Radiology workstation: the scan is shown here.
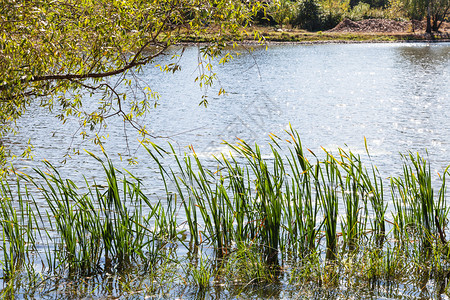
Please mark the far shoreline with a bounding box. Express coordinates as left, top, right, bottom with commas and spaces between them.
178, 36, 450, 47
177, 21, 450, 46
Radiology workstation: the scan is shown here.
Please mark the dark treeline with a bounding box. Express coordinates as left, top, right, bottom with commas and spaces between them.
255, 0, 449, 32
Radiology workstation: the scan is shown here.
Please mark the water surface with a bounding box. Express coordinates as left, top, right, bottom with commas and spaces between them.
4, 41, 450, 300
9, 42, 450, 183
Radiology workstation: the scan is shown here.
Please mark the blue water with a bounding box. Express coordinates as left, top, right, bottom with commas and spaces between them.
8, 42, 450, 185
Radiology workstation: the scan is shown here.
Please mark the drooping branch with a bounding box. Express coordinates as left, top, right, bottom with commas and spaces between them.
0, 42, 169, 92
0, 0, 258, 162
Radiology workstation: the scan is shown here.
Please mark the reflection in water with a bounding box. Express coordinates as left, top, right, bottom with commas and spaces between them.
390, 43, 450, 174
397, 44, 450, 70
395, 44, 449, 98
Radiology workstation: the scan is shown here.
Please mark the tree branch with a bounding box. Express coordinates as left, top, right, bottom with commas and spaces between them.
0, 42, 169, 92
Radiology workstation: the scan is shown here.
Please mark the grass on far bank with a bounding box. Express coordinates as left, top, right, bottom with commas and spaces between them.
179, 25, 450, 44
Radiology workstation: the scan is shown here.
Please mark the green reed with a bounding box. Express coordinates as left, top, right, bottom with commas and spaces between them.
360, 163, 386, 243
338, 150, 371, 250
316, 152, 340, 260
0, 178, 39, 278
284, 129, 320, 255
391, 152, 449, 250
20, 156, 167, 275
32, 163, 100, 274
219, 154, 253, 244
229, 140, 283, 265
154, 128, 450, 267
2, 129, 450, 298
170, 148, 200, 248
187, 254, 213, 290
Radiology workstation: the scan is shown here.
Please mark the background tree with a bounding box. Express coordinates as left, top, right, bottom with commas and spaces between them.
0, 0, 261, 162
401, 0, 449, 32
268, 0, 296, 28
430, 0, 450, 31
292, 0, 324, 30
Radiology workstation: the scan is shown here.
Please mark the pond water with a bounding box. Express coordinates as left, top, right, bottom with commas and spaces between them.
4, 41, 450, 299
10, 42, 450, 183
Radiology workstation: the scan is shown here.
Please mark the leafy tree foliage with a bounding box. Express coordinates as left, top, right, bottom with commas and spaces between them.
266, 0, 342, 31
429, 0, 450, 31
0, 0, 260, 160
269, 0, 296, 27
402, 0, 449, 32
292, 0, 323, 30
403, 0, 427, 20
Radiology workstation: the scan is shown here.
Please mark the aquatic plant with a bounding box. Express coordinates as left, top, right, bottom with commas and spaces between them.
1, 129, 450, 298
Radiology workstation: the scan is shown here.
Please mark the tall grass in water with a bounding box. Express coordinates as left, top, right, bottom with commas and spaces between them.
316, 151, 340, 260
0, 179, 39, 278
2, 129, 450, 298
161, 128, 450, 265
284, 130, 320, 256
31, 163, 102, 274
391, 153, 449, 251
355, 154, 386, 245
229, 140, 283, 265
20, 157, 169, 276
